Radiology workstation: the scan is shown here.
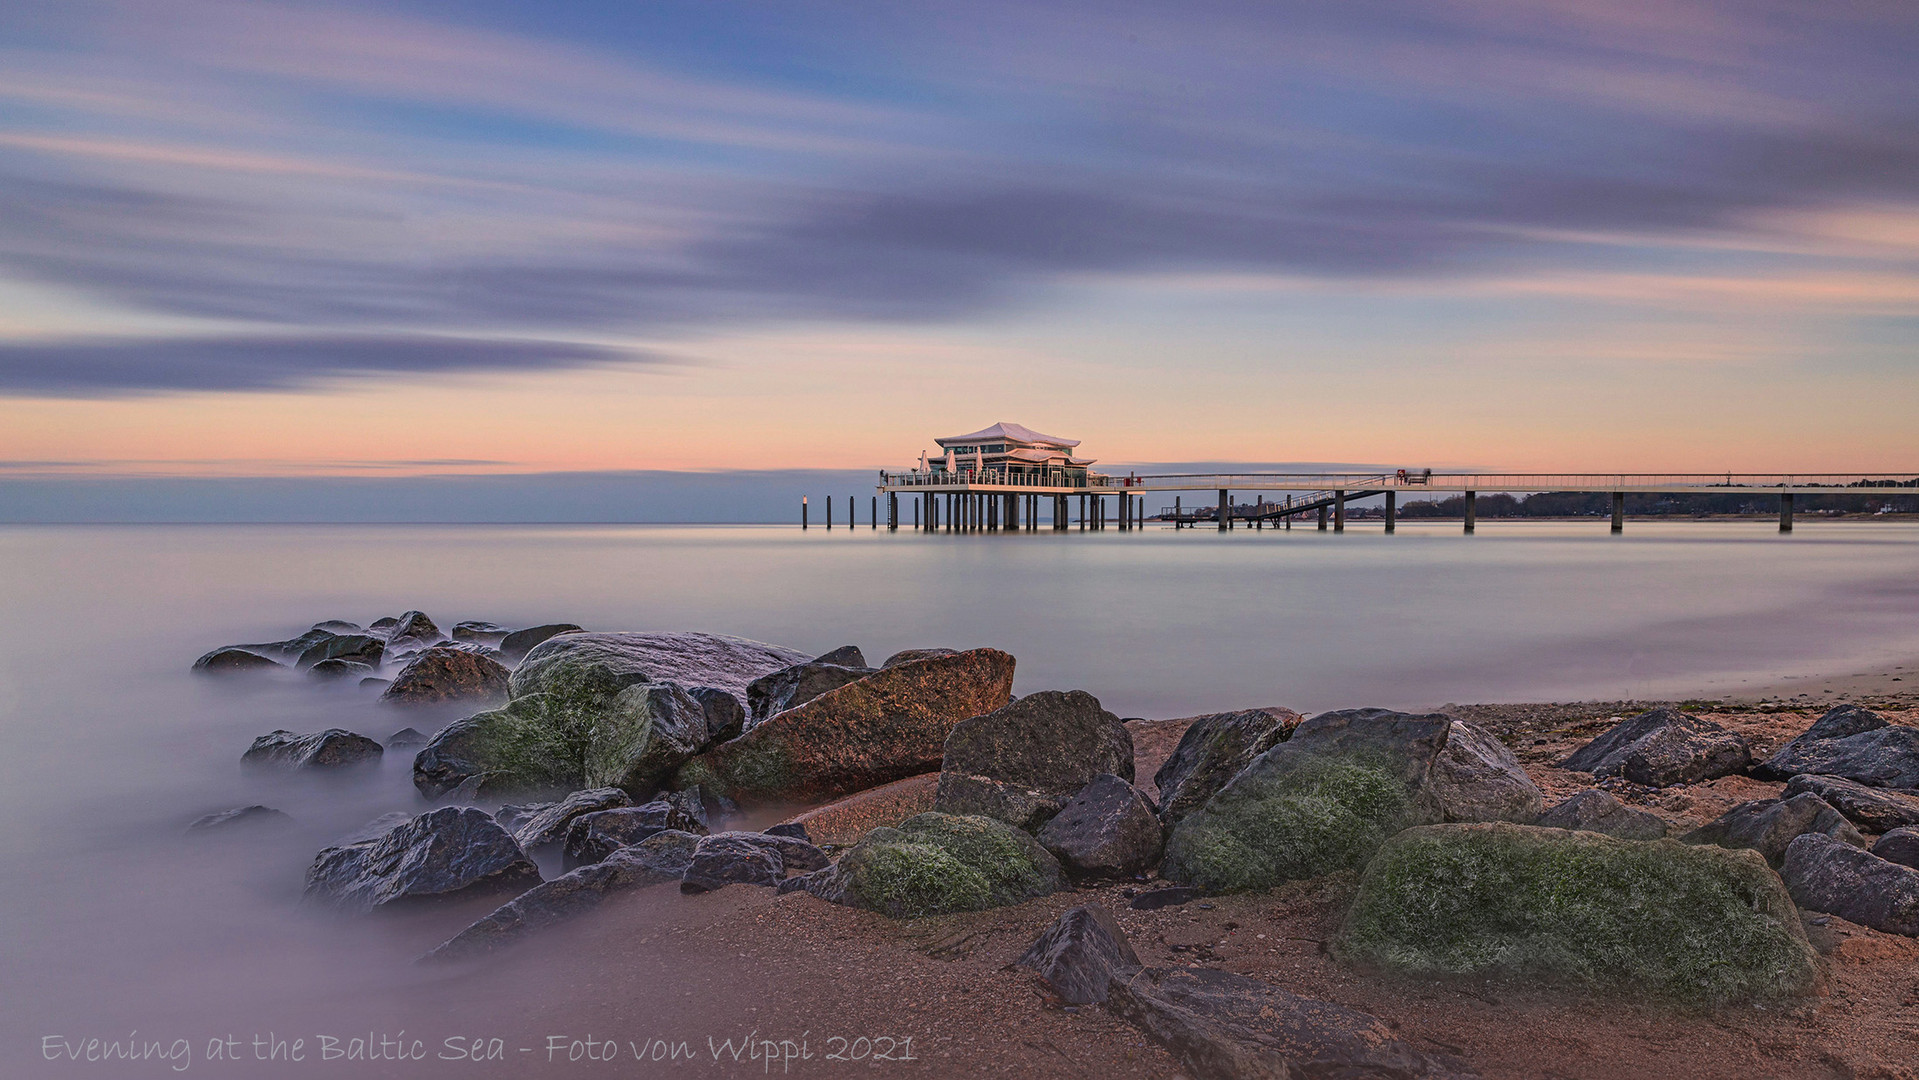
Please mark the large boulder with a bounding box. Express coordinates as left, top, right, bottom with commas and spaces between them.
701, 830, 829, 873
562, 802, 707, 870
679, 835, 784, 893
194, 625, 336, 670
243, 729, 383, 769
1428, 719, 1544, 823
591, 683, 714, 797
1781, 832, 1919, 937
1151, 708, 1298, 827
1682, 793, 1866, 867
1106, 966, 1471, 1080
389, 610, 440, 642
1532, 789, 1668, 840
308, 658, 374, 681
509, 631, 805, 706
1559, 707, 1751, 787
508, 787, 631, 851
1035, 774, 1164, 880
883, 648, 957, 667
1784, 774, 1919, 833
499, 623, 584, 663
1014, 904, 1141, 1005
1338, 823, 1817, 1002
422, 831, 699, 962
304, 807, 540, 914
1160, 708, 1452, 893
745, 655, 877, 725
381, 647, 510, 706
933, 690, 1133, 831
295, 634, 384, 670
1874, 827, 1919, 870
675, 648, 1016, 805
795, 812, 1061, 918
1754, 705, 1919, 788
192, 647, 283, 674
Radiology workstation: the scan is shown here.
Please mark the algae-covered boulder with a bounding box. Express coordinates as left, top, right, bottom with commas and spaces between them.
509, 631, 805, 705
797, 812, 1060, 918
934, 689, 1133, 830
1337, 822, 1817, 1003
675, 648, 1015, 805
1151, 707, 1299, 827
1160, 708, 1451, 893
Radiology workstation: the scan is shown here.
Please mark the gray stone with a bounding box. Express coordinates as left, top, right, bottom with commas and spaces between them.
1036, 774, 1164, 879
509, 631, 806, 704
1014, 904, 1141, 1005
1683, 793, 1865, 867
1755, 705, 1919, 788
1533, 789, 1668, 840
702, 830, 828, 874
498, 623, 583, 663
935, 690, 1134, 831
312, 620, 362, 635
745, 658, 877, 725
381, 647, 510, 706
451, 621, 508, 645
304, 807, 540, 914
187, 805, 290, 833
562, 802, 706, 870
308, 658, 374, 680
1784, 774, 1919, 833
511, 787, 632, 851
423, 837, 689, 963
1429, 719, 1544, 823
295, 634, 384, 670
1873, 827, 1919, 870
1106, 966, 1472, 1080
812, 645, 868, 668
679, 834, 783, 892
1781, 832, 1919, 936
192, 647, 282, 674
389, 610, 440, 642
1152, 708, 1298, 827
386, 726, 427, 748
595, 682, 713, 797
764, 822, 810, 842
1560, 707, 1751, 787
243, 728, 383, 769
688, 687, 746, 744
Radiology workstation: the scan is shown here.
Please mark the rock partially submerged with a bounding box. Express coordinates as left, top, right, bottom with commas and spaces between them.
1784, 774, 1919, 833
1755, 705, 1919, 788
933, 689, 1133, 830
243, 729, 383, 769
1533, 789, 1668, 840
304, 807, 540, 914
1035, 774, 1164, 880
1781, 832, 1919, 937
680, 834, 784, 893
1683, 793, 1865, 867
795, 812, 1061, 918
296, 634, 385, 671
1560, 707, 1751, 787
509, 787, 632, 851
192, 648, 282, 674
499, 623, 584, 663
562, 802, 707, 870
381, 647, 510, 706
676, 648, 1016, 805
1150, 708, 1298, 827
187, 805, 291, 832
509, 631, 806, 705
1014, 904, 1141, 1005
1338, 822, 1817, 1002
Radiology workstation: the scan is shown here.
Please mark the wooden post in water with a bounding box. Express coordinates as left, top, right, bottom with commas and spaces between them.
802, 496, 809, 530
1317, 505, 1327, 531
1780, 492, 1794, 533
1611, 492, 1624, 534
826, 497, 833, 530
872, 495, 878, 530
1384, 491, 1396, 533
1285, 494, 1292, 530
1334, 490, 1345, 533
1217, 489, 1229, 532
1174, 496, 1181, 529
1464, 490, 1477, 534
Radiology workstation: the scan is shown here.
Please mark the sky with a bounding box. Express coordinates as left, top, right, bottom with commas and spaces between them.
1, 0, 1916, 516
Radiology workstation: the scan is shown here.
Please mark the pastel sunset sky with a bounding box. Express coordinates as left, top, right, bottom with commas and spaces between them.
2, 0, 1917, 485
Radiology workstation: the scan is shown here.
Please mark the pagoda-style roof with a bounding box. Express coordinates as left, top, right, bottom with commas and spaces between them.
1003, 446, 1097, 466
934, 422, 1080, 449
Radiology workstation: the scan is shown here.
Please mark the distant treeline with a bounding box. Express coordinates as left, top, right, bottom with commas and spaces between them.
1390, 487, 1919, 518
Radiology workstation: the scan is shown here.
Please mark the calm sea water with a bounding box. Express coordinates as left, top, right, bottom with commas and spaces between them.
2, 521, 1916, 1075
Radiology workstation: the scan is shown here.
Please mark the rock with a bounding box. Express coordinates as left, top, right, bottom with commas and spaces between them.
385, 726, 426, 747
1160, 708, 1452, 893
498, 623, 583, 662
1873, 827, 1919, 870
390, 610, 440, 642
423, 833, 697, 962
1784, 774, 1919, 833
1014, 904, 1141, 1005
1130, 886, 1204, 911
1533, 789, 1668, 840
798, 812, 1062, 918
509, 631, 805, 706
1339, 822, 1817, 1002
745, 658, 877, 725
493, 802, 551, 833
1683, 793, 1866, 867
594, 682, 713, 796
688, 687, 746, 743
412, 712, 513, 798
812, 645, 867, 668
662, 786, 717, 832
676, 648, 1016, 805
933, 689, 1134, 831
883, 648, 958, 667
562, 802, 706, 870
192, 647, 282, 674
381, 647, 511, 706
680, 834, 784, 892
1151, 708, 1299, 827
764, 822, 810, 841
304, 807, 540, 914
187, 805, 290, 832
1036, 774, 1164, 880
510, 787, 633, 851
1755, 705, 1919, 788
703, 830, 828, 873
312, 620, 362, 634
451, 620, 508, 644
1559, 707, 1751, 787
360, 677, 391, 691
295, 634, 384, 671
243, 729, 383, 769
1429, 719, 1544, 822
368, 616, 400, 635
1106, 966, 1471, 1080
1781, 832, 1919, 937
308, 658, 374, 680
776, 774, 940, 847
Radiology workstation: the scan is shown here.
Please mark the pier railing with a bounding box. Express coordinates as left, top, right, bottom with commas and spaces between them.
878, 470, 1919, 495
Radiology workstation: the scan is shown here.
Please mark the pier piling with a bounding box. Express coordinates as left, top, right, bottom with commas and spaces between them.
1217, 489, 1229, 532
1780, 493, 1794, 533
1464, 491, 1477, 534
1334, 490, 1346, 533
802, 496, 808, 530
1611, 492, 1624, 534
1384, 491, 1395, 533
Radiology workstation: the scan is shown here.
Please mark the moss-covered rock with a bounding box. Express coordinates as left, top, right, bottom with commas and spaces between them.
509, 631, 805, 704
799, 812, 1061, 918
1337, 823, 1817, 1004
